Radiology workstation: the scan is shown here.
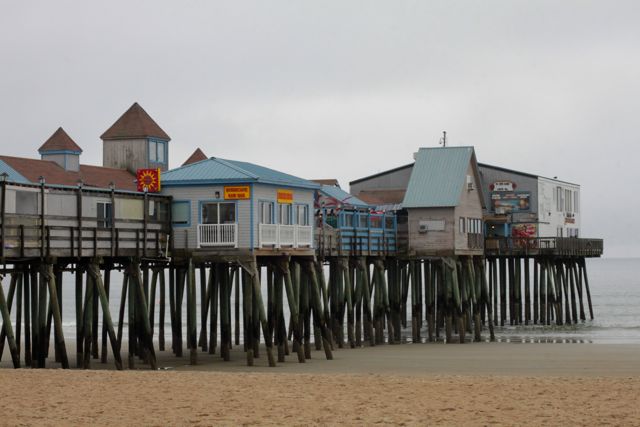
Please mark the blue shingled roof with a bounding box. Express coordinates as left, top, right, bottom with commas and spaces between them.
0, 159, 30, 184
402, 146, 477, 208
162, 157, 319, 189
319, 185, 370, 208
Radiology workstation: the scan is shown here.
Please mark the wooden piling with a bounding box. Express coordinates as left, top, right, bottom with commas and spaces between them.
0, 274, 20, 368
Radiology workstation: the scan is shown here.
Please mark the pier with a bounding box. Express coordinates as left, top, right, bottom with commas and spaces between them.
0, 104, 604, 371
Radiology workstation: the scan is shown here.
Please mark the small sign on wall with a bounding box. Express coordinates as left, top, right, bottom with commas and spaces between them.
224, 185, 250, 200
490, 181, 516, 192
137, 168, 161, 192
277, 189, 293, 204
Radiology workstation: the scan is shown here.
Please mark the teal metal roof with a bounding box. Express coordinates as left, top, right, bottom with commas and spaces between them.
402, 146, 476, 208
0, 159, 30, 184
162, 157, 319, 189
319, 185, 369, 208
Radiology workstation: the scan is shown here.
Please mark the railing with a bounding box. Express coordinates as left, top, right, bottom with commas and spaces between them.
259, 224, 278, 246
197, 223, 237, 248
484, 237, 603, 257
468, 233, 484, 249
314, 226, 397, 257
279, 225, 296, 246
258, 224, 313, 248
296, 225, 313, 247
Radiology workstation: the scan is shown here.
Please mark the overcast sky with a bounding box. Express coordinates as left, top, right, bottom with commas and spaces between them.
1, 1, 638, 257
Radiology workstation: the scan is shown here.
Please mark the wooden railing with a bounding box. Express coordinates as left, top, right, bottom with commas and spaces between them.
315, 226, 397, 257
0, 220, 168, 259
484, 237, 603, 257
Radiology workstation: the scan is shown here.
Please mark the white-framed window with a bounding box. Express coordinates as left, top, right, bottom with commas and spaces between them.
97, 201, 113, 228
259, 201, 274, 224
296, 204, 309, 226
459, 217, 466, 234
574, 191, 580, 213
557, 226, 563, 237
201, 202, 235, 224
278, 203, 292, 225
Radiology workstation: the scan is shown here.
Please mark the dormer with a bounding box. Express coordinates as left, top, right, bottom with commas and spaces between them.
38, 127, 82, 172
100, 102, 171, 173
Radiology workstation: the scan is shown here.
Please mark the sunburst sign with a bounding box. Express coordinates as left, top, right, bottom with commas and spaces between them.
136, 168, 161, 192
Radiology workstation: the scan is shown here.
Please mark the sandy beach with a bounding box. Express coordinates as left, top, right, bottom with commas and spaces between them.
1, 343, 640, 426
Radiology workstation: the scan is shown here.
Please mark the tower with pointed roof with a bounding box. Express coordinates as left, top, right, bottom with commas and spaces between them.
101, 102, 171, 173
39, 127, 83, 172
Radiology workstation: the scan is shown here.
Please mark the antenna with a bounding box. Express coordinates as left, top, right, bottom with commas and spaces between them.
439, 131, 447, 147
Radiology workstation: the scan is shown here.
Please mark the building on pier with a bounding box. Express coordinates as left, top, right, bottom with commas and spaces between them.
478, 163, 581, 239
311, 180, 397, 257
160, 157, 318, 256
350, 146, 485, 257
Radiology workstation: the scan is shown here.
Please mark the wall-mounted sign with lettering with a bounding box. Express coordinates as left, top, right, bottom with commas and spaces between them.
224, 185, 250, 200
277, 189, 293, 204
490, 181, 516, 192
491, 191, 531, 214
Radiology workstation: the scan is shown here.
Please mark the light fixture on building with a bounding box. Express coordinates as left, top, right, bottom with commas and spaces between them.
215, 191, 220, 199
0, 172, 8, 183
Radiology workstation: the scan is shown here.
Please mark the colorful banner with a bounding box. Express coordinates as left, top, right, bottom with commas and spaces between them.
136, 168, 161, 192
491, 191, 530, 213
512, 223, 537, 238
277, 189, 293, 204
224, 185, 250, 200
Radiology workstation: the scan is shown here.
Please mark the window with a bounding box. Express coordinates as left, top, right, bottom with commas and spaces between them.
459, 217, 466, 234
556, 187, 563, 212
15, 191, 39, 215
259, 201, 274, 224
149, 140, 166, 164
296, 204, 309, 226
357, 214, 368, 228
385, 216, 394, 230
97, 201, 113, 228
557, 227, 563, 237
171, 201, 190, 226
278, 203, 292, 225
149, 200, 169, 221
342, 212, 354, 228
574, 191, 579, 213
565, 189, 572, 213
369, 215, 382, 229
202, 202, 235, 224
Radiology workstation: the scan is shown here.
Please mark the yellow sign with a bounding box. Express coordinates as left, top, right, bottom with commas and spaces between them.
277, 189, 293, 204
224, 185, 250, 200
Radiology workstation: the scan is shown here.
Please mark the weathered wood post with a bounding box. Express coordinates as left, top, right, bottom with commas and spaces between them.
281, 258, 305, 362
88, 262, 123, 370
305, 260, 333, 360
44, 265, 69, 369
245, 259, 276, 367
0, 274, 20, 368
187, 259, 198, 364
129, 261, 158, 370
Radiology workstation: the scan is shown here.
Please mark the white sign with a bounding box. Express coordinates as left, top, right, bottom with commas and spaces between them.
492, 181, 515, 192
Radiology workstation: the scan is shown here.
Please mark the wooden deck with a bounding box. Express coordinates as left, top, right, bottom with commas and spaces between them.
484, 237, 603, 258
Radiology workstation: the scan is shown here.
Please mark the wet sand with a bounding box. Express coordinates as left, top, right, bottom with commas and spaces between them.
1, 343, 640, 425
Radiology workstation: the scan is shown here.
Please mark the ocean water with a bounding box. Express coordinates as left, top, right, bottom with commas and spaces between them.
2, 258, 639, 346
493, 257, 640, 344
